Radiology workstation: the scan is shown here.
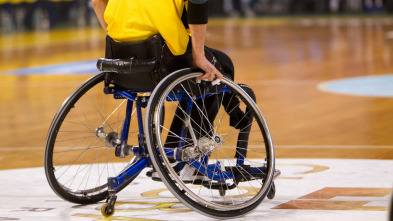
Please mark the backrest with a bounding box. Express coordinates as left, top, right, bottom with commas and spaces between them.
105, 35, 163, 60
104, 35, 164, 91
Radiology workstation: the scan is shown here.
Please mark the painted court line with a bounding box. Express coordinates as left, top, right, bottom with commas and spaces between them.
1, 145, 393, 152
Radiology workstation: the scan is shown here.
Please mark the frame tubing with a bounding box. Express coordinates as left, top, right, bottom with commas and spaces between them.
177, 96, 194, 149
188, 160, 234, 181
121, 99, 134, 146
136, 102, 145, 148
117, 91, 136, 101
108, 158, 149, 192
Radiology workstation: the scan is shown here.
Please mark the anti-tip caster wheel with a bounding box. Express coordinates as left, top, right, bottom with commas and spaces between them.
101, 202, 115, 217
219, 188, 226, 197
267, 182, 276, 199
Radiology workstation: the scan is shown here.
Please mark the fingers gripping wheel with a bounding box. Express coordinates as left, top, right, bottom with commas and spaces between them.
145, 68, 275, 219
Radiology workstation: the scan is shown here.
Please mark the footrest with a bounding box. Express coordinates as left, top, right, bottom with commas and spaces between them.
226, 165, 268, 181
201, 182, 237, 190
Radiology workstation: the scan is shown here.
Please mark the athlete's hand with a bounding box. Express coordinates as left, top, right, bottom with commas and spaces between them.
188, 24, 223, 81
193, 56, 223, 81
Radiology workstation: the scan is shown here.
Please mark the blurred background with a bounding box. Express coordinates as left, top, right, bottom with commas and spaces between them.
0, 0, 392, 33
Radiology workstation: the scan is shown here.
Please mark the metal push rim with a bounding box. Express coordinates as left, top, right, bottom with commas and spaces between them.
152, 72, 275, 211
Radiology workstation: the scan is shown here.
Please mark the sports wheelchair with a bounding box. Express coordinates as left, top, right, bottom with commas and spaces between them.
44, 37, 277, 219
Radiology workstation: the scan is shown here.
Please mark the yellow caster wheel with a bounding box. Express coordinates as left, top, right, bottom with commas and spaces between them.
101, 203, 115, 217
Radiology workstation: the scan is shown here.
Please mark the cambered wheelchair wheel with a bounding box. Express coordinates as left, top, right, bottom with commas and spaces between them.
45, 73, 139, 204
145, 68, 275, 218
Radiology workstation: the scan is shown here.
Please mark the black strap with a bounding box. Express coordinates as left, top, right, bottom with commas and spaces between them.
182, 0, 209, 28
187, 1, 209, 24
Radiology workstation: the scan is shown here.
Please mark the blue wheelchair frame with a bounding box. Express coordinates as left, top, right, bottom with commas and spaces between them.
105, 85, 265, 193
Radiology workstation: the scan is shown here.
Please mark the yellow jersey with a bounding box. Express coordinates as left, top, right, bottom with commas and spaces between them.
104, 0, 190, 56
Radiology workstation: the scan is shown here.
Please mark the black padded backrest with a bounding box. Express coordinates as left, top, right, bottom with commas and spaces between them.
105, 35, 164, 60
102, 35, 164, 91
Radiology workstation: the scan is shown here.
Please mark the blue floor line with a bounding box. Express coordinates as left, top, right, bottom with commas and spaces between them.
2, 60, 100, 76
318, 74, 393, 98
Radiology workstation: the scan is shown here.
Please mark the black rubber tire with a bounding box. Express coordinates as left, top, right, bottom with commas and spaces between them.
219, 188, 226, 197
145, 68, 275, 219
267, 182, 276, 200
45, 73, 137, 204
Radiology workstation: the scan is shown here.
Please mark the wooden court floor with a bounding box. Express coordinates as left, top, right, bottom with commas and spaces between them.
1, 16, 393, 170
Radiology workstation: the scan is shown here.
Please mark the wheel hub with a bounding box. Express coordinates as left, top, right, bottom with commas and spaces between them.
213, 135, 223, 146
95, 126, 106, 138
197, 135, 222, 154
179, 135, 223, 161
95, 127, 120, 148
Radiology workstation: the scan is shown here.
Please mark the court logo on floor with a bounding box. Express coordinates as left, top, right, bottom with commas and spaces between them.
274, 187, 391, 211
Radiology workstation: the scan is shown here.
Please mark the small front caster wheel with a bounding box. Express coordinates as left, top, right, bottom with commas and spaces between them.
101, 203, 115, 217
267, 182, 276, 199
